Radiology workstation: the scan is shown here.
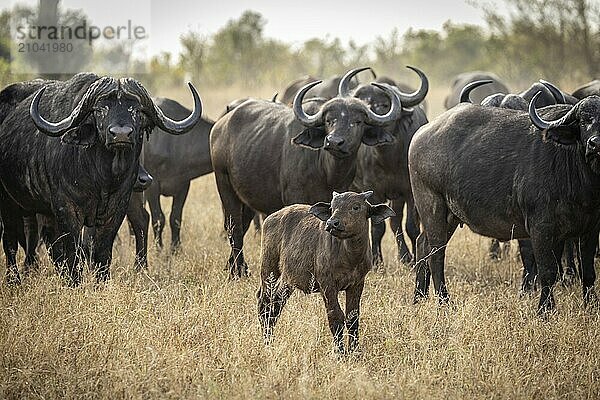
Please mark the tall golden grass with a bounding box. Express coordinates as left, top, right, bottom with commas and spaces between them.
0, 85, 599, 399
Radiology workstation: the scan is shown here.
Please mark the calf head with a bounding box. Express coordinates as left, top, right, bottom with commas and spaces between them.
529, 94, 600, 172
29, 77, 202, 175
309, 191, 395, 239
292, 67, 402, 158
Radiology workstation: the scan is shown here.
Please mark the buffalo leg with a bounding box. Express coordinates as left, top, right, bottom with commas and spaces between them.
489, 239, 501, 260
345, 281, 364, 353
579, 232, 599, 306
389, 197, 412, 265
414, 232, 431, 302
562, 239, 577, 285
530, 232, 560, 314
169, 182, 190, 252
519, 239, 537, 293
1, 207, 21, 285
92, 220, 125, 283
214, 169, 250, 279
146, 181, 165, 249
415, 195, 457, 304
127, 193, 150, 271
22, 214, 40, 274
370, 219, 386, 267
404, 196, 420, 263
257, 281, 292, 343
321, 287, 345, 354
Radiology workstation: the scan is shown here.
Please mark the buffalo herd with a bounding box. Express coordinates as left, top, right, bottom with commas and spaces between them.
1, 66, 599, 352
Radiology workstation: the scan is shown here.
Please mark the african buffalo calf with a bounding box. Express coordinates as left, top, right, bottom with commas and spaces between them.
257, 191, 394, 353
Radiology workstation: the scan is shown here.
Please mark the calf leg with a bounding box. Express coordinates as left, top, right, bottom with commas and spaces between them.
321, 287, 345, 353
127, 194, 150, 271
345, 281, 365, 353
169, 182, 190, 252
146, 182, 165, 249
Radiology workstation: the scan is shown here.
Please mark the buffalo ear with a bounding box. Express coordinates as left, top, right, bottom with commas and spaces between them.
368, 203, 395, 225
362, 125, 394, 146
61, 124, 97, 146
542, 124, 579, 146
308, 202, 331, 221
292, 127, 326, 149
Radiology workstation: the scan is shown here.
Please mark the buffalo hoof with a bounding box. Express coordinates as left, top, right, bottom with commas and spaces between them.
228, 263, 250, 280
398, 251, 414, 267
413, 291, 428, 304
6, 272, 21, 286
584, 288, 598, 309
134, 260, 148, 272
537, 295, 556, 317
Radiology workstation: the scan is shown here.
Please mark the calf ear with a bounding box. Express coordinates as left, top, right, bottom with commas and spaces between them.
543, 124, 579, 146
292, 127, 326, 149
368, 203, 395, 225
362, 125, 394, 146
308, 202, 331, 221
61, 124, 97, 146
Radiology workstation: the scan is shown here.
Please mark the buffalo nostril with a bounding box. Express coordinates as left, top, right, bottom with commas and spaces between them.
326, 136, 344, 147
109, 126, 133, 136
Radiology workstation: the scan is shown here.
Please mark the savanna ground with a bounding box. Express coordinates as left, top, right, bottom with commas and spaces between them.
0, 84, 599, 399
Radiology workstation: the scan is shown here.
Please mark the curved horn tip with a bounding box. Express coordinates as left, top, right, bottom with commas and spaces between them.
338, 67, 371, 97
293, 80, 324, 127
528, 91, 549, 130
459, 80, 494, 103
539, 79, 566, 103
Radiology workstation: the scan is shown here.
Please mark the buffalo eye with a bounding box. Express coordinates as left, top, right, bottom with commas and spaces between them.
352, 204, 361, 211
350, 120, 362, 127
326, 119, 336, 127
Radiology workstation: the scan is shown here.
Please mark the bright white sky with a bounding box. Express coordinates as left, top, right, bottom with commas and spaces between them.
6, 0, 504, 60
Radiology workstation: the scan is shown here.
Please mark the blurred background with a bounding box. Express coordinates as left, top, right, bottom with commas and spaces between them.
0, 0, 598, 117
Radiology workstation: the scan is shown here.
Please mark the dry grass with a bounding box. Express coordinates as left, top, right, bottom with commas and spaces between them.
1, 86, 599, 399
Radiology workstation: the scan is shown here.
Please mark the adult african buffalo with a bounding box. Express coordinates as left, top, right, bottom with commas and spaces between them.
465, 79, 579, 289
211, 68, 402, 278
0, 73, 201, 285
481, 80, 578, 109
572, 80, 600, 99
410, 92, 600, 313
349, 67, 429, 265
444, 71, 509, 109
280, 76, 319, 105
285, 69, 377, 102
141, 97, 214, 251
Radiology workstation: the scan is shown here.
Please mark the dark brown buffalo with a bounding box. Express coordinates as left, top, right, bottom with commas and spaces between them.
211, 68, 403, 278
409, 93, 600, 313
